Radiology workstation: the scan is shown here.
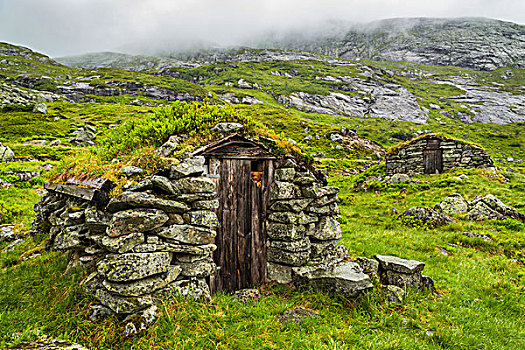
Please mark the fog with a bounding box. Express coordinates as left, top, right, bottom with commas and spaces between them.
0, 0, 524, 57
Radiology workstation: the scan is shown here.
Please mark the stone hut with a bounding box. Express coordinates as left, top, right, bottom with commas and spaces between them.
32, 127, 373, 332
385, 134, 494, 176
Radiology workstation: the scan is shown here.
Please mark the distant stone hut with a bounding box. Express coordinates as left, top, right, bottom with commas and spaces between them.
33, 126, 374, 332
385, 134, 494, 176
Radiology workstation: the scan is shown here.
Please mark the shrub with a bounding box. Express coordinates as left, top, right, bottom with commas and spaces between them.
494, 219, 524, 232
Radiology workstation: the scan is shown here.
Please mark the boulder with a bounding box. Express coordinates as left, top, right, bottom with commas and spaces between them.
120, 166, 143, 177
106, 192, 189, 213
0, 143, 14, 162
210, 122, 243, 133
97, 252, 171, 282
398, 207, 455, 228
375, 255, 425, 274
292, 260, 373, 298
435, 193, 469, 214
467, 194, 525, 222
107, 208, 169, 237
375, 255, 432, 290
385, 173, 411, 185
32, 102, 47, 114
155, 135, 181, 157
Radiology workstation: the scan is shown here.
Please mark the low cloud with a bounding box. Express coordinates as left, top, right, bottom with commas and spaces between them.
0, 0, 523, 57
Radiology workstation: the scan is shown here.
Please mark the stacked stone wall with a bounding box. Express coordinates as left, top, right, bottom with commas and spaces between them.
33, 156, 218, 332
386, 137, 494, 175
266, 160, 348, 284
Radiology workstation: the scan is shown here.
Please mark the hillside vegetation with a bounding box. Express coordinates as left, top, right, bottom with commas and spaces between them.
0, 39, 524, 349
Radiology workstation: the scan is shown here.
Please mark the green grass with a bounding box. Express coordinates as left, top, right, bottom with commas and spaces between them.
0, 169, 523, 349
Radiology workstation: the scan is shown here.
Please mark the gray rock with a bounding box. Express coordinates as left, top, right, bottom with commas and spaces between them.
375, 255, 425, 274
270, 239, 311, 252
97, 252, 171, 282
53, 224, 87, 250
95, 288, 153, 314
191, 199, 219, 210
179, 257, 216, 277
267, 262, 293, 283
269, 198, 313, 212
154, 224, 216, 244
107, 192, 189, 213
385, 173, 411, 185
352, 257, 379, 278
165, 278, 211, 300
89, 304, 115, 322
170, 156, 205, 179
151, 175, 179, 195
310, 216, 342, 241
97, 231, 145, 254
177, 177, 216, 194
0, 225, 16, 242
267, 247, 310, 266
266, 223, 306, 241
155, 135, 181, 157
122, 305, 158, 337
107, 208, 169, 237
275, 168, 296, 181
435, 193, 469, 214
0, 143, 14, 162
398, 207, 455, 228
185, 210, 219, 227
421, 275, 436, 292
32, 102, 47, 114
210, 122, 243, 133
382, 269, 422, 289
233, 288, 260, 303
330, 133, 343, 143
292, 260, 373, 298
10, 339, 90, 350
267, 211, 318, 225
382, 285, 405, 305
102, 265, 181, 296
85, 207, 112, 233
120, 166, 143, 177
467, 194, 525, 222
270, 181, 299, 200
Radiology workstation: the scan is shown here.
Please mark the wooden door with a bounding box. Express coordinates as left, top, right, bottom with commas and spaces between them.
424, 149, 443, 174
208, 158, 273, 293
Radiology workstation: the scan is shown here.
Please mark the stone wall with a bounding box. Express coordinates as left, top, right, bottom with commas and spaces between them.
33, 156, 218, 334
266, 159, 348, 284
386, 137, 494, 176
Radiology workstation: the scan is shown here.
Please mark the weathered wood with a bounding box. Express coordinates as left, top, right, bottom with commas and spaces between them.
64, 176, 115, 191
424, 149, 443, 174
198, 135, 276, 160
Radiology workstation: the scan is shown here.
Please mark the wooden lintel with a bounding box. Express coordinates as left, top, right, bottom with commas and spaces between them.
44, 182, 107, 205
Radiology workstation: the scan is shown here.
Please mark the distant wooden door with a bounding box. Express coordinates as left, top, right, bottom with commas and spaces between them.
424, 139, 443, 174
207, 158, 273, 293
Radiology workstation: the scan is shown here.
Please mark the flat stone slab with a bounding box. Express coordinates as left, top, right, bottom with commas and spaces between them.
97, 252, 171, 282
106, 192, 189, 213
375, 255, 425, 274
293, 261, 373, 298
8, 339, 89, 350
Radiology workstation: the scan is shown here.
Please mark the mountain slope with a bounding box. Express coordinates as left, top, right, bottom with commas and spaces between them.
259, 17, 525, 71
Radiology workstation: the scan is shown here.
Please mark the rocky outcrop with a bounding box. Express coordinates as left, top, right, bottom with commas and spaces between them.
0, 82, 60, 107
0, 142, 14, 162
265, 17, 525, 71
435, 193, 469, 214
398, 207, 455, 228
466, 194, 525, 222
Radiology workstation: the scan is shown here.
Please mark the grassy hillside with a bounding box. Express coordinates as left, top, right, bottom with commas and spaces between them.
0, 43, 524, 349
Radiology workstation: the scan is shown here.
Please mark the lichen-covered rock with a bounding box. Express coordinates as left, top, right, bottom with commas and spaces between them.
95, 287, 153, 314
106, 192, 189, 213
32, 102, 48, 114
155, 135, 181, 157
177, 177, 216, 194
435, 193, 469, 214
276, 307, 319, 325
310, 216, 342, 241
267, 262, 293, 283
120, 166, 143, 177
309, 240, 338, 260
307, 202, 340, 215
122, 305, 158, 337
154, 224, 216, 244
0, 142, 14, 162
170, 156, 205, 179
267, 211, 318, 225
191, 200, 219, 210
96, 231, 144, 254
267, 247, 310, 266
352, 257, 379, 278
293, 172, 317, 185
292, 260, 373, 298
9, 338, 90, 350
53, 224, 87, 250
467, 194, 525, 222
97, 252, 171, 282
270, 181, 299, 200
269, 199, 313, 212
165, 278, 211, 300
210, 122, 243, 133
385, 173, 411, 185
266, 223, 306, 241
375, 255, 425, 274
151, 175, 179, 195
185, 210, 219, 227
102, 266, 181, 296
275, 168, 296, 181
107, 208, 169, 237
85, 207, 112, 233
382, 285, 405, 305
179, 257, 216, 277
398, 207, 455, 228
270, 238, 311, 252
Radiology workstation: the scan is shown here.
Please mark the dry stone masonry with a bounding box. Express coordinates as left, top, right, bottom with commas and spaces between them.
386, 134, 494, 176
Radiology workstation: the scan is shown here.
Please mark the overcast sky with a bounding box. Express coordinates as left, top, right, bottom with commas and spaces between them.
0, 0, 524, 57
